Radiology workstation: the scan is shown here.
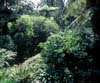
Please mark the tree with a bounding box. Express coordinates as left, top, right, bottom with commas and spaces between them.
40, 27, 95, 82
0, 0, 19, 34
10, 15, 60, 63
43, 0, 64, 8
17, 0, 36, 15
38, 5, 59, 17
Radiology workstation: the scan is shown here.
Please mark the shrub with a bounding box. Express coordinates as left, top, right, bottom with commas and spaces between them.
0, 48, 16, 68
33, 16, 59, 41
11, 15, 60, 61
0, 79, 17, 83
14, 15, 59, 38
0, 35, 16, 51
40, 28, 95, 82
40, 32, 73, 82
15, 15, 34, 37
0, 54, 47, 83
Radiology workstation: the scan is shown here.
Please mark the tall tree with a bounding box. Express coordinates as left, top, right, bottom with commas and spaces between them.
43, 0, 64, 8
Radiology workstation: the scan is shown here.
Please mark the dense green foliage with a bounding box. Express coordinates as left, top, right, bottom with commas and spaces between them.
0, 0, 100, 83
39, 27, 95, 82
10, 15, 59, 61
0, 48, 16, 68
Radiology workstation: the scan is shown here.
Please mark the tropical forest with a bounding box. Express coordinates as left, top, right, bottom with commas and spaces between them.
0, 0, 100, 83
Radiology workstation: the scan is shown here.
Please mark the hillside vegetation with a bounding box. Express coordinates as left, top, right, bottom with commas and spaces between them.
0, 0, 100, 83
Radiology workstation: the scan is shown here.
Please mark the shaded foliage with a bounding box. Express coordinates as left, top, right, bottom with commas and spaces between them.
10, 15, 59, 63
0, 0, 100, 83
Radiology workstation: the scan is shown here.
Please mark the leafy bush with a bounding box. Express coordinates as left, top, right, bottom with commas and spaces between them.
0, 79, 17, 83
40, 33, 66, 62
32, 16, 59, 42
41, 28, 95, 58
0, 54, 47, 83
14, 15, 59, 38
0, 35, 16, 51
10, 15, 60, 61
40, 28, 95, 82
15, 15, 34, 37
40, 32, 73, 82
0, 48, 16, 68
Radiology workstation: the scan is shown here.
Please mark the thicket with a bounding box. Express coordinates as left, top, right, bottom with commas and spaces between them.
0, 0, 99, 83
